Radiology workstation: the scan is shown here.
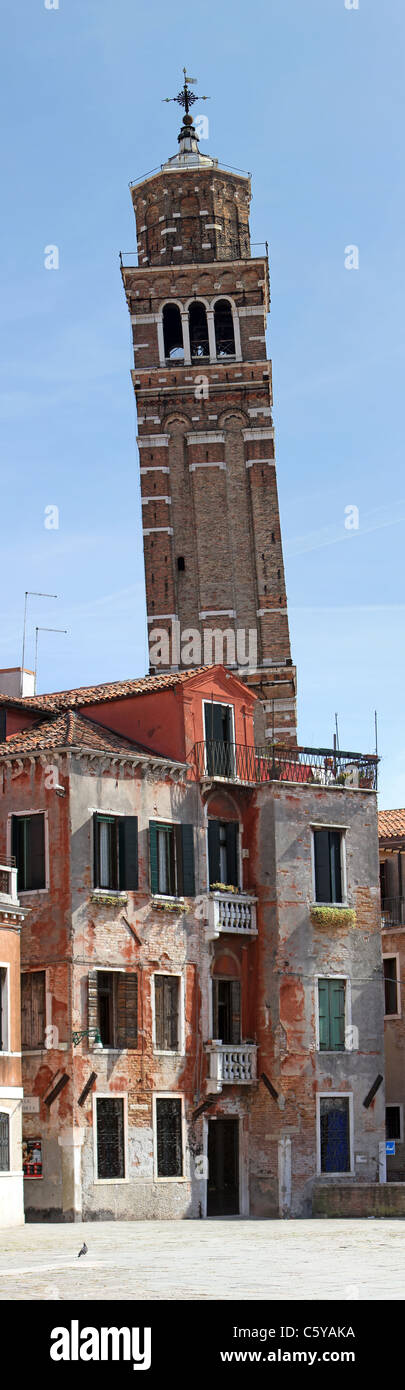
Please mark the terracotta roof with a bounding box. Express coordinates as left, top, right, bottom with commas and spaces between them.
0, 710, 169, 759
378, 809, 405, 841
0, 667, 211, 713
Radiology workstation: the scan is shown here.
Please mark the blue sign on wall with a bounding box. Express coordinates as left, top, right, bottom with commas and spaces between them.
386, 1141, 396, 1155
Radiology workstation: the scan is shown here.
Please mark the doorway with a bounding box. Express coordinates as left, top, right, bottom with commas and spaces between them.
207, 1117, 239, 1215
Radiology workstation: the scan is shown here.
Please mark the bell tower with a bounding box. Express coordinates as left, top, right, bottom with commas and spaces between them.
121, 72, 297, 745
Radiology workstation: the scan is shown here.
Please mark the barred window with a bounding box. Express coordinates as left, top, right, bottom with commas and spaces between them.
96, 1097, 125, 1179
156, 1097, 183, 1178
0, 1113, 9, 1172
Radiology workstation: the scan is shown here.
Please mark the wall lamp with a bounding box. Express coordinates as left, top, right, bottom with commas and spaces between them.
72, 1029, 103, 1053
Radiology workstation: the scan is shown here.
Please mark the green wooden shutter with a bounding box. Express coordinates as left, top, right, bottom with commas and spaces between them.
208, 820, 221, 886
314, 830, 331, 902
330, 979, 345, 1050
167, 977, 179, 1049
88, 970, 99, 1041
155, 975, 164, 1049
31, 971, 45, 1047
149, 821, 159, 894
29, 815, 45, 890
11, 818, 21, 885
118, 817, 138, 890
93, 815, 101, 888
21, 974, 31, 1048
178, 824, 195, 896
226, 823, 238, 887
329, 832, 342, 903
116, 972, 138, 1049
318, 980, 329, 1050
212, 979, 219, 1037
230, 980, 241, 1044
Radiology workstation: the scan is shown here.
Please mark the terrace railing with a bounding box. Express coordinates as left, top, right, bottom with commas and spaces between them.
193, 742, 378, 791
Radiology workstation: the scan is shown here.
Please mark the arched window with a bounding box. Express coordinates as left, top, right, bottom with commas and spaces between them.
189, 301, 209, 358
214, 300, 235, 357
163, 304, 184, 360
0, 1112, 9, 1172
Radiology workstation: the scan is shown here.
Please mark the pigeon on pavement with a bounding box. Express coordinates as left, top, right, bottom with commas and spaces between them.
78, 1242, 88, 1258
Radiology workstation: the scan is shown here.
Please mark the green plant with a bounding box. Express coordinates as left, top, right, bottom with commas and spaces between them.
210, 882, 239, 894
151, 897, 186, 914
90, 892, 128, 907
310, 904, 356, 928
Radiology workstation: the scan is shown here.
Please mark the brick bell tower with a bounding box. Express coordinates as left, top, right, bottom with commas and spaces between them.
121, 71, 297, 746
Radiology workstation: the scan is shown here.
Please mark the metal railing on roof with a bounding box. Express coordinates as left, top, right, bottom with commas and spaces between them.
193, 741, 378, 790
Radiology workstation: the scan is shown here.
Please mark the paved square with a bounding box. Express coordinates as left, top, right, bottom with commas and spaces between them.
0, 1219, 403, 1300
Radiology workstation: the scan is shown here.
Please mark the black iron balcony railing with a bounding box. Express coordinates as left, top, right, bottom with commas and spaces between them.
193, 741, 378, 790
381, 898, 405, 927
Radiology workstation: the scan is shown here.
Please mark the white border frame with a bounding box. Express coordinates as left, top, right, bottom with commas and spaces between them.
92, 1091, 128, 1184
316, 1091, 354, 1177
7, 809, 49, 894
153, 1092, 186, 1182
382, 952, 401, 1018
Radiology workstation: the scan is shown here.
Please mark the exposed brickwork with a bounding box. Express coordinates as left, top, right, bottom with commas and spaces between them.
122, 131, 297, 745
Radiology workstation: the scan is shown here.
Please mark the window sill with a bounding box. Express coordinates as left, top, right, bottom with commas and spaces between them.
18, 888, 48, 896
154, 1175, 187, 1183
93, 1177, 129, 1185
153, 1050, 185, 1057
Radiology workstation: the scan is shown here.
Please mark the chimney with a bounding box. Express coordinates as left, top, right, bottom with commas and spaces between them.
0, 667, 35, 698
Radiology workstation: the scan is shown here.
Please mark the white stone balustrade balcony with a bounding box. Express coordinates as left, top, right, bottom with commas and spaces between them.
205, 892, 258, 940
0, 863, 18, 905
205, 1042, 257, 1093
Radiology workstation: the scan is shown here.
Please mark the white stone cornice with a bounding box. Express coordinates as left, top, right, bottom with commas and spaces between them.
186, 431, 225, 445
189, 461, 226, 472
246, 458, 275, 468
243, 428, 275, 441
137, 435, 169, 447
142, 526, 173, 535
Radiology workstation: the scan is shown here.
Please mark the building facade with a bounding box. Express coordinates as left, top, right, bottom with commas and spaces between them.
379, 809, 405, 1181
121, 75, 297, 746
0, 665, 384, 1220
0, 853, 25, 1224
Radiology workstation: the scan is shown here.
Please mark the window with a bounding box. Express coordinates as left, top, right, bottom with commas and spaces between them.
21, 971, 45, 1050
383, 956, 400, 1016
93, 814, 138, 891
313, 828, 343, 903
11, 813, 45, 890
154, 975, 180, 1051
214, 299, 235, 357
319, 1096, 351, 1173
318, 979, 345, 1051
0, 969, 8, 1051
189, 301, 209, 358
213, 978, 241, 1044
208, 820, 239, 888
149, 822, 195, 897
88, 970, 138, 1049
203, 701, 235, 777
0, 1113, 9, 1172
386, 1106, 402, 1141
96, 1097, 125, 1179
156, 1097, 183, 1177
163, 303, 184, 360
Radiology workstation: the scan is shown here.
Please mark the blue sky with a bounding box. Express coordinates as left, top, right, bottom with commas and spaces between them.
1, 0, 404, 807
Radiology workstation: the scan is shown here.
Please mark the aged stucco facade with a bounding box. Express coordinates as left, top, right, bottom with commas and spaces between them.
0, 664, 385, 1220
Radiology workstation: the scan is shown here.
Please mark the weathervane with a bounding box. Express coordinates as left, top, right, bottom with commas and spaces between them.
162, 67, 210, 123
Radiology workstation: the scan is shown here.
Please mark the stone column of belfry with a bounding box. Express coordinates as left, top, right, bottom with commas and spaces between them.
121, 98, 297, 746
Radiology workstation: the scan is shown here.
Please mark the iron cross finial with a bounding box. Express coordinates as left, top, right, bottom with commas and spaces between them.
162, 68, 210, 116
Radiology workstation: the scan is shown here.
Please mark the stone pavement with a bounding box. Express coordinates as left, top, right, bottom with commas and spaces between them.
0, 1219, 403, 1300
